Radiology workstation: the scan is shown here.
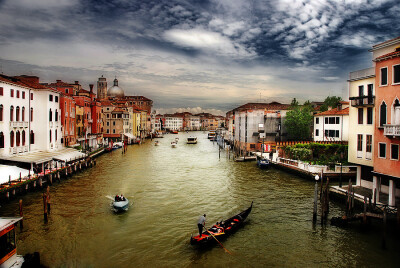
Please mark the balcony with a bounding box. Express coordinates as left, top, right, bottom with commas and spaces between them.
9, 121, 28, 128
349, 95, 375, 107
384, 124, 400, 137
9, 146, 28, 154
348, 67, 375, 81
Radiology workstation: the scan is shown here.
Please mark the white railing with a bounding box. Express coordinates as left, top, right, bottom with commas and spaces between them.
9, 121, 28, 128
357, 150, 363, 158
366, 152, 372, 160
9, 147, 17, 154
384, 124, 400, 137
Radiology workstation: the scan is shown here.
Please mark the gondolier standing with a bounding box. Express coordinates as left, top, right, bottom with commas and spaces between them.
197, 214, 206, 237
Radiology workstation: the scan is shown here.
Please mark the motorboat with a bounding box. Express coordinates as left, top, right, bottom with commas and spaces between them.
175, 137, 179, 142
207, 131, 216, 139
190, 202, 253, 246
113, 197, 129, 212
171, 141, 177, 148
0, 217, 26, 267
155, 141, 160, 146
187, 137, 197, 144
257, 158, 270, 169
112, 142, 123, 149
170, 130, 179, 134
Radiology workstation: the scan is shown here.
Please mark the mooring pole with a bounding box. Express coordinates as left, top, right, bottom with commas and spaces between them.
19, 199, 23, 229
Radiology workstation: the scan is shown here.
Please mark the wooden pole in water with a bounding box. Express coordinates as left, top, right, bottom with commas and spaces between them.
46, 186, 51, 215
19, 199, 23, 229
43, 192, 48, 222
382, 207, 387, 249
363, 196, 367, 225
313, 180, 318, 223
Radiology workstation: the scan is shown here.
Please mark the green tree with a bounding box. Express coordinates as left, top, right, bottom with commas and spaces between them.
284, 100, 314, 141
320, 96, 342, 112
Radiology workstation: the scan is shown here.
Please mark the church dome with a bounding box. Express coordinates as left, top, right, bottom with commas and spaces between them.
107, 77, 124, 98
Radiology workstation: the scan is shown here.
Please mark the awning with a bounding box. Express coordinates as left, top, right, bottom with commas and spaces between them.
123, 133, 136, 139
0, 165, 30, 184
0, 148, 86, 164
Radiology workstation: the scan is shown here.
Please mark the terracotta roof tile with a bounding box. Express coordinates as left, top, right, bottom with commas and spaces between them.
314, 107, 349, 116
374, 50, 400, 62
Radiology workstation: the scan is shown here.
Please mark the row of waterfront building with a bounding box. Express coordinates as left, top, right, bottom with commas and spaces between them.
224, 36, 400, 207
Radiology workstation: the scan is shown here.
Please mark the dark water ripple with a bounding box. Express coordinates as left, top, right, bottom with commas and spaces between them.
0, 132, 398, 267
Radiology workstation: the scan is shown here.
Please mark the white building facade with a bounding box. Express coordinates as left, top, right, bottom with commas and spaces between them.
313, 105, 349, 142
165, 116, 183, 131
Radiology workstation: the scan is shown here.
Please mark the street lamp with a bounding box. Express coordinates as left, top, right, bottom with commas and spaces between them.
313, 174, 319, 222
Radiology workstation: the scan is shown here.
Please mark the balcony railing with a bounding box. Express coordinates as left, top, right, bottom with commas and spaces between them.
349, 95, 375, 107
9, 121, 28, 128
9, 146, 28, 154
384, 124, 400, 137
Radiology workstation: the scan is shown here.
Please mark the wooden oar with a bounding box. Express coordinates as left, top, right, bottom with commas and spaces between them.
206, 230, 232, 255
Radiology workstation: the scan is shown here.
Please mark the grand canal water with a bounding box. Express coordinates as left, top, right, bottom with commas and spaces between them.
0, 132, 398, 267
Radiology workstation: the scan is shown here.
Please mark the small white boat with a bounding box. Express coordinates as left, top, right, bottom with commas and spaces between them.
155, 141, 160, 146
171, 141, 177, 148
113, 198, 129, 212
187, 137, 197, 144
175, 137, 179, 142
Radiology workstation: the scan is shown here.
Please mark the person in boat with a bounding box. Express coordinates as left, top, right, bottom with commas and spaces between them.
115, 195, 120, 202
197, 214, 206, 237
121, 194, 126, 201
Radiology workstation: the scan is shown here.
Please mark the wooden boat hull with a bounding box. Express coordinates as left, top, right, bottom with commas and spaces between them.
190, 202, 253, 246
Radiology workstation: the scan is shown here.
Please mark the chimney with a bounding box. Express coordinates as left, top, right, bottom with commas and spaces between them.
75, 81, 79, 85
89, 84, 94, 93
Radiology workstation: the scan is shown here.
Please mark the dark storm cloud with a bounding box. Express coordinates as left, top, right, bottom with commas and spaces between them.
0, 0, 399, 112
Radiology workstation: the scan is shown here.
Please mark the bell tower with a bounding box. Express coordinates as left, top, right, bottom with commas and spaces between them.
97, 75, 107, 99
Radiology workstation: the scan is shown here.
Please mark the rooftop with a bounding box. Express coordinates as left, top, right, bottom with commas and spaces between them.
314, 107, 349, 116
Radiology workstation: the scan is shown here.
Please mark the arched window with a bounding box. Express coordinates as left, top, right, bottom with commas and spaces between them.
30, 108, 33, 122
0, 105, 3, 121
16, 106, 20, 121
10, 106, 14, 121
394, 99, 400, 125
30, 130, 35, 144
380, 102, 387, 127
22, 107, 25, 121
0, 132, 4, 148
22, 130, 25, 146
55, 129, 57, 141
16, 130, 20, 146
49, 130, 52, 143
10, 131, 14, 147
55, 109, 58, 122
49, 109, 52, 122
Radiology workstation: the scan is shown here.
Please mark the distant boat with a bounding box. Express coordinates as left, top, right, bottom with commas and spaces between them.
171, 141, 177, 148
113, 142, 123, 149
207, 131, 216, 139
171, 130, 179, 134
113, 197, 129, 212
175, 137, 179, 142
257, 158, 270, 169
155, 141, 160, 146
187, 137, 197, 144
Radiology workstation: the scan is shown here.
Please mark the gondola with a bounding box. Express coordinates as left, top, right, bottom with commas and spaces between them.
190, 202, 253, 245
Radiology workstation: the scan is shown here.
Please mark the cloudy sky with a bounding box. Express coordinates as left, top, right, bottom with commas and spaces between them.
0, 0, 399, 115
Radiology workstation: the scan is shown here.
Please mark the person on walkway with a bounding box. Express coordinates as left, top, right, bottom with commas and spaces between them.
197, 214, 206, 237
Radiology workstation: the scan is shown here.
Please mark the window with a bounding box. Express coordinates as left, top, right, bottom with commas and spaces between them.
367, 108, 373, 125
357, 134, 363, 152
107, 122, 109, 126
10, 89, 14, 97
335, 130, 339, 138
22, 130, 25, 146
16, 131, 20, 147
380, 102, 387, 127
66, 88, 69, 94
325, 117, 328, 124
55, 96, 58, 103
107, 129, 109, 133
329, 117, 335, 124
358, 108, 363, 124
21, 107, 25, 122
113, 121, 115, 126
16, 90, 19, 98
22, 91, 25, 99
393, 64, 400, 84
0, 87, 3, 95
16, 107, 20, 121
55, 130, 57, 141
315, 129, 319, 136
30, 130, 35, 144
49, 94, 53, 101
366, 135, 372, 153
10, 106, 13, 121
0, 132, 3, 148
381, 67, 388, 86
30, 108, 33, 122
391, 144, 399, 160
49, 130, 52, 143
0, 105, 2, 121
30, 93, 33, 100
55, 109, 58, 122
10, 131, 14, 147
113, 129, 115, 134
49, 109, 52, 122
379, 143, 386, 158
358, 85, 364, 96
336, 117, 340, 124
